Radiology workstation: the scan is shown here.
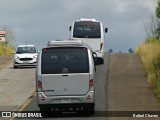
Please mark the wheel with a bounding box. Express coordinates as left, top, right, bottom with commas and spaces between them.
98, 58, 104, 64
83, 105, 95, 115
100, 58, 104, 64
88, 105, 95, 115
14, 65, 18, 69
39, 106, 50, 117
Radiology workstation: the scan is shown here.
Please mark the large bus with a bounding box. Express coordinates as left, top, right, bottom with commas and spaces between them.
69, 18, 108, 64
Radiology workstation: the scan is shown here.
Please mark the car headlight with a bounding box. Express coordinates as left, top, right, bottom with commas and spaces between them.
33, 55, 38, 59
15, 56, 19, 59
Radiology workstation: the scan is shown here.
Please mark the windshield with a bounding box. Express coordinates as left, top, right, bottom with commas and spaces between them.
42, 47, 89, 74
16, 46, 37, 54
73, 21, 101, 38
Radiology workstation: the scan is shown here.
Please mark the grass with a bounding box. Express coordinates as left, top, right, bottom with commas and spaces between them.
0, 42, 14, 56
135, 37, 160, 99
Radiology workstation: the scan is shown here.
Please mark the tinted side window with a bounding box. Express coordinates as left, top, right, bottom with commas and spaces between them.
41, 47, 89, 74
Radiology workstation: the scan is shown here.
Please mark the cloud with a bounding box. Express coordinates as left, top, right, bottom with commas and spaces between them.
0, 0, 158, 52
138, 0, 157, 12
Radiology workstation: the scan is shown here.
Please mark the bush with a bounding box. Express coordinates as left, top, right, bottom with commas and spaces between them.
135, 37, 160, 99
152, 54, 160, 98
0, 42, 14, 55
144, 37, 159, 44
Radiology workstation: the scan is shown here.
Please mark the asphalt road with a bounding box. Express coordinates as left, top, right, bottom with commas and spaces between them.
0, 64, 35, 112
1, 53, 160, 120
107, 53, 160, 120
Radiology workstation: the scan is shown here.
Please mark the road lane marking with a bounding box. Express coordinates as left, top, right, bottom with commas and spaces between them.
9, 89, 36, 120
0, 60, 12, 70
18, 91, 36, 112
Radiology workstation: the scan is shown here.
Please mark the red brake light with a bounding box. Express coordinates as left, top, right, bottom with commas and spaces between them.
100, 43, 103, 50
38, 81, 42, 89
89, 79, 93, 89
43, 48, 47, 52
83, 47, 88, 51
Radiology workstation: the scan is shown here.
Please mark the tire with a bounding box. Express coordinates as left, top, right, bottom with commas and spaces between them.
98, 58, 104, 64
88, 105, 95, 115
83, 105, 95, 115
100, 58, 104, 64
14, 65, 18, 69
40, 106, 51, 112
39, 106, 51, 116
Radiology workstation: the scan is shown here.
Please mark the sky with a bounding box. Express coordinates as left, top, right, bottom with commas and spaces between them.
0, 0, 158, 52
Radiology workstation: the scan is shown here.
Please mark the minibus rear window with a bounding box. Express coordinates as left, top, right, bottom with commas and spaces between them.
41, 47, 89, 74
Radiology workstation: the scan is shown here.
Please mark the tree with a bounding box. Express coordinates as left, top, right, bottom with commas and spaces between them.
144, 14, 159, 38
144, 0, 160, 39
128, 48, 133, 53
108, 49, 113, 53
156, 0, 160, 18
155, 0, 160, 39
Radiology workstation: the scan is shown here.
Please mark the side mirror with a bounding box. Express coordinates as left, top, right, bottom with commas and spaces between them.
69, 26, 72, 31
105, 28, 108, 33
93, 52, 98, 65
12, 52, 15, 54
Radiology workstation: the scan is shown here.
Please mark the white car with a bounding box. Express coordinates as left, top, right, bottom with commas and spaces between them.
13, 45, 38, 68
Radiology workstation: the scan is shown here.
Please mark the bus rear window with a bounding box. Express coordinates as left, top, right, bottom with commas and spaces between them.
41, 47, 89, 74
73, 21, 101, 38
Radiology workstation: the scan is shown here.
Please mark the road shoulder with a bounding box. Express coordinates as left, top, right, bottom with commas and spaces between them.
107, 53, 160, 118
0, 55, 13, 69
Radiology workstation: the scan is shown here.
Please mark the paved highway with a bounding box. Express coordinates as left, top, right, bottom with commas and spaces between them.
1, 53, 160, 120
107, 53, 160, 120
0, 64, 35, 112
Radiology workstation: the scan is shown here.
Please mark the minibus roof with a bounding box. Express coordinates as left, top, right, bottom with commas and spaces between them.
47, 40, 83, 47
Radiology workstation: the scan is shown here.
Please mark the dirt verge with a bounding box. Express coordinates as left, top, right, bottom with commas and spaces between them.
0, 55, 13, 69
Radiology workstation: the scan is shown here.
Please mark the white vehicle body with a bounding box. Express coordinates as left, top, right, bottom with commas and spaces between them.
36, 40, 96, 113
13, 45, 38, 68
69, 18, 108, 64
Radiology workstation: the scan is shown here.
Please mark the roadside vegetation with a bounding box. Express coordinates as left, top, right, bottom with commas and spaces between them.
0, 42, 14, 56
135, 0, 160, 99
136, 38, 160, 99
0, 26, 15, 56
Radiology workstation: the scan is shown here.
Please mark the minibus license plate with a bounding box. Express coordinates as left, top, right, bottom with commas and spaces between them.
61, 99, 71, 103
23, 61, 29, 64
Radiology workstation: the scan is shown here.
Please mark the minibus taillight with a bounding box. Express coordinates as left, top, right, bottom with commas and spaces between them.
83, 47, 88, 51
38, 81, 42, 89
89, 79, 93, 90
100, 43, 103, 50
42, 48, 47, 52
